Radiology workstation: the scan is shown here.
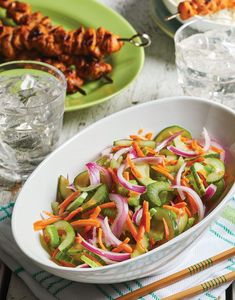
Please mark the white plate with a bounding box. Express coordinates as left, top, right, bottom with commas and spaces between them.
12, 96, 235, 283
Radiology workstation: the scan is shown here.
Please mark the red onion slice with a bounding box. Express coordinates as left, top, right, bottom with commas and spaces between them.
176, 162, 186, 200
129, 147, 138, 159
113, 147, 131, 160
202, 128, 211, 152
117, 164, 146, 194
167, 145, 198, 158
172, 185, 205, 221
98, 217, 122, 246
96, 164, 112, 190
79, 235, 130, 261
204, 184, 217, 201
132, 156, 163, 165
132, 207, 143, 226
109, 193, 128, 238
86, 162, 100, 185
155, 130, 184, 152
77, 264, 90, 268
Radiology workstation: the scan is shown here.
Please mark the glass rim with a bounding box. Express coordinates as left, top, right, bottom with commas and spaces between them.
174, 17, 235, 44
0, 60, 67, 114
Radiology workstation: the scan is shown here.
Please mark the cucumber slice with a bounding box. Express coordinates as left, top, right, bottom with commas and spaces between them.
210, 179, 225, 202
44, 224, 60, 248
80, 254, 102, 268
53, 220, 75, 252
166, 156, 185, 174
184, 217, 195, 231
146, 182, 173, 206
151, 208, 179, 240
155, 126, 192, 143
149, 220, 164, 242
56, 175, 73, 202
134, 163, 156, 186
178, 213, 189, 233
204, 158, 225, 183
81, 184, 108, 212
66, 192, 88, 212
191, 163, 206, 197
51, 201, 60, 215
131, 234, 149, 258
113, 139, 156, 148
96, 156, 110, 168
73, 171, 90, 188
203, 151, 220, 159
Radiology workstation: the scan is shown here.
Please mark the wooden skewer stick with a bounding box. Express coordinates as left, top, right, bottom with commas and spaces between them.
165, 13, 180, 21
116, 247, 235, 300
162, 271, 235, 300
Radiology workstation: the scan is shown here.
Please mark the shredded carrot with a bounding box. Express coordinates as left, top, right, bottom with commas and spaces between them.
129, 134, 146, 141
51, 248, 59, 258
211, 145, 224, 154
123, 171, 130, 181
75, 236, 83, 244
190, 140, 205, 154
197, 172, 208, 188
184, 206, 192, 218
173, 202, 187, 209
112, 146, 129, 152
163, 205, 181, 215
98, 228, 107, 250
126, 154, 142, 178
34, 216, 61, 231
132, 141, 145, 157
151, 165, 175, 181
162, 218, 170, 240
137, 225, 145, 242
64, 207, 83, 221
149, 237, 155, 248
181, 136, 190, 142
145, 132, 153, 140
107, 167, 119, 183
126, 215, 138, 241
71, 219, 100, 228
138, 128, 144, 135
142, 201, 150, 233
112, 238, 133, 253
59, 260, 76, 268
58, 191, 80, 214
85, 206, 102, 232
145, 147, 156, 155
186, 157, 205, 167
181, 179, 198, 214
166, 160, 178, 166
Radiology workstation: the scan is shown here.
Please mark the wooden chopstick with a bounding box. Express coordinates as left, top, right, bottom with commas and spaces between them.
162, 271, 235, 300
117, 247, 235, 300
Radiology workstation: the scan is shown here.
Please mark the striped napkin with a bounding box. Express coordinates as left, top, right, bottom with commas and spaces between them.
0, 197, 234, 300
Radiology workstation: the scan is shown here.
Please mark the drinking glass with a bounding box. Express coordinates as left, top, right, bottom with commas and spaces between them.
174, 19, 235, 108
0, 61, 66, 182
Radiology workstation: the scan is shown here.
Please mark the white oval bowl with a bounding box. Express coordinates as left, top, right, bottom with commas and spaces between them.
12, 96, 235, 284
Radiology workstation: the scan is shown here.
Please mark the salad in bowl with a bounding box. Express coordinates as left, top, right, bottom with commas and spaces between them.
34, 125, 227, 269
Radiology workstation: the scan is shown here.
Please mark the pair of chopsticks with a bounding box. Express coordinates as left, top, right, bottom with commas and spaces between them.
117, 247, 235, 300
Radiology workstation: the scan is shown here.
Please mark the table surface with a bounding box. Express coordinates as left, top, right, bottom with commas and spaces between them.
4, 0, 233, 299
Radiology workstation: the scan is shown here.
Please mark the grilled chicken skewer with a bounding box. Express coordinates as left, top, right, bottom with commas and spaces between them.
0, 0, 124, 58
166, 0, 235, 21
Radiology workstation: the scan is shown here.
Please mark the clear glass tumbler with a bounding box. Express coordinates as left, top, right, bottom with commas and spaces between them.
174, 19, 235, 108
0, 61, 66, 181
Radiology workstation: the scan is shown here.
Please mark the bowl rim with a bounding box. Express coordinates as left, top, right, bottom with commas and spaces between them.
12, 96, 235, 273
